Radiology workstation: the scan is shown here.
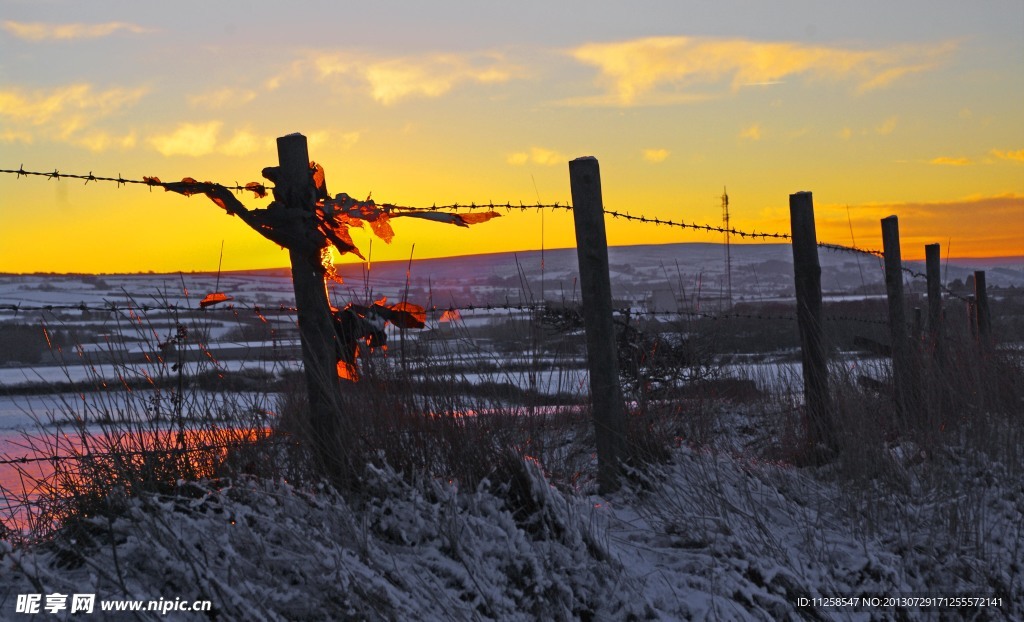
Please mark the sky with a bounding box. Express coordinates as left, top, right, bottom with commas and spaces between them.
1, 0, 1021, 273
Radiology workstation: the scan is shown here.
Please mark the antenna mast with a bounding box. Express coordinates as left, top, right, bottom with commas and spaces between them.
722, 187, 732, 310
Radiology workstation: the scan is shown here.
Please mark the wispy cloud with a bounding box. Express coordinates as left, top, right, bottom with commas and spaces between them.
147, 124, 359, 158
930, 156, 971, 166
840, 194, 1024, 257
0, 129, 33, 145
0, 83, 147, 150
2, 20, 152, 41
187, 88, 257, 110
642, 148, 670, 163
739, 123, 762, 141
876, 116, 898, 136
148, 122, 223, 157
220, 129, 265, 157
567, 36, 956, 106
73, 130, 137, 153
991, 148, 1024, 162
0, 84, 147, 125
270, 50, 523, 105
507, 147, 566, 166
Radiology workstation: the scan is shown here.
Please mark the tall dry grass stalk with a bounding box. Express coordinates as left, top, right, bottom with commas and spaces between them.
0, 298, 282, 541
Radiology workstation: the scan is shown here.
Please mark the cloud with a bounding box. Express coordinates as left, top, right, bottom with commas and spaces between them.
567, 36, 956, 106
930, 156, 971, 166
271, 50, 522, 105
506, 152, 529, 166
739, 124, 762, 141
147, 124, 358, 158
875, 116, 898, 136
507, 147, 566, 166
642, 148, 670, 163
991, 149, 1024, 162
0, 83, 147, 125
0, 129, 33, 144
188, 88, 257, 110
0, 83, 147, 150
838, 194, 1024, 257
221, 129, 264, 157
838, 127, 853, 140
2, 20, 152, 41
73, 130, 137, 153
148, 121, 222, 157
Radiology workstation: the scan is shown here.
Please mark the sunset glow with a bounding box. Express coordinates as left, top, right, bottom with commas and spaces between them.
1, 1, 1021, 273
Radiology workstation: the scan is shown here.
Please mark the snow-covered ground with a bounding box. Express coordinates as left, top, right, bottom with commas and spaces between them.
1, 436, 1020, 620
2, 268, 1022, 620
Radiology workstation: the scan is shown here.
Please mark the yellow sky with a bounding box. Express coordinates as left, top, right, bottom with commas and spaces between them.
1, 3, 1021, 273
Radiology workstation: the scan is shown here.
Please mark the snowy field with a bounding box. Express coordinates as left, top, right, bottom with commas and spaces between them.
1, 429, 1020, 620
1, 269, 1022, 620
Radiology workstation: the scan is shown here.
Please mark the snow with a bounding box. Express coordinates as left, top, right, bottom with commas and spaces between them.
2, 271, 1023, 619
2, 427, 1021, 620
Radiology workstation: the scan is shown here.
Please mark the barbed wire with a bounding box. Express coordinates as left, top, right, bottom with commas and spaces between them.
602, 208, 791, 240
899, 266, 974, 304
1, 167, 573, 213
381, 201, 572, 213
3, 166, 983, 302
603, 208, 895, 259
0, 166, 270, 196
0, 302, 300, 315
627, 308, 890, 327
3, 166, 971, 271
0, 300, 902, 326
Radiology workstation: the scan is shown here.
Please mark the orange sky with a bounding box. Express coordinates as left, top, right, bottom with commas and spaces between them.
1, 2, 1021, 273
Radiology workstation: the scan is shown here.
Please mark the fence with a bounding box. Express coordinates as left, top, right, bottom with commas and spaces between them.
1, 140, 1008, 491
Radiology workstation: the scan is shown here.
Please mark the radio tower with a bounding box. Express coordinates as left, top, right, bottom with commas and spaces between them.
722, 187, 732, 310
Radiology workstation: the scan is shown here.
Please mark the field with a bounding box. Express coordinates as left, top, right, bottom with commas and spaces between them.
1, 243, 1023, 620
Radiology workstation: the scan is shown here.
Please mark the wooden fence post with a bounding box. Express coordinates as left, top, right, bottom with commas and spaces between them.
974, 270, 991, 340
788, 192, 833, 456
925, 243, 942, 343
276, 134, 345, 456
881, 215, 916, 420
569, 156, 627, 493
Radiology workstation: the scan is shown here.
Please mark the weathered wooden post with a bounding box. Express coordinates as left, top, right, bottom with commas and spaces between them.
974, 270, 991, 340
881, 216, 916, 419
274, 134, 345, 452
967, 295, 978, 338
789, 192, 833, 455
925, 243, 942, 343
569, 156, 627, 493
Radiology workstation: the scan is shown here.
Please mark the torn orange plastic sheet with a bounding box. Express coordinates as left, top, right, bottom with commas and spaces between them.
337, 359, 359, 382
385, 301, 426, 329
440, 309, 462, 323
392, 210, 501, 227
199, 292, 234, 308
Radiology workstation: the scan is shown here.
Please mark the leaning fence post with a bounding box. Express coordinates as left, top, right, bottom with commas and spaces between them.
569, 156, 627, 493
276, 134, 345, 455
881, 215, 916, 420
974, 270, 991, 340
788, 192, 833, 456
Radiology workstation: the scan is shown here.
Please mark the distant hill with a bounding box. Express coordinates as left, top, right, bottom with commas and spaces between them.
1, 242, 1020, 316
197, 243, 1023, 312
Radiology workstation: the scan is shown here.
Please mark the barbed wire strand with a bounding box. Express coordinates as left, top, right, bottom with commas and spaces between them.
0, 166, 269, 195
0, 300, 895, 326
2, 167, 979, 299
